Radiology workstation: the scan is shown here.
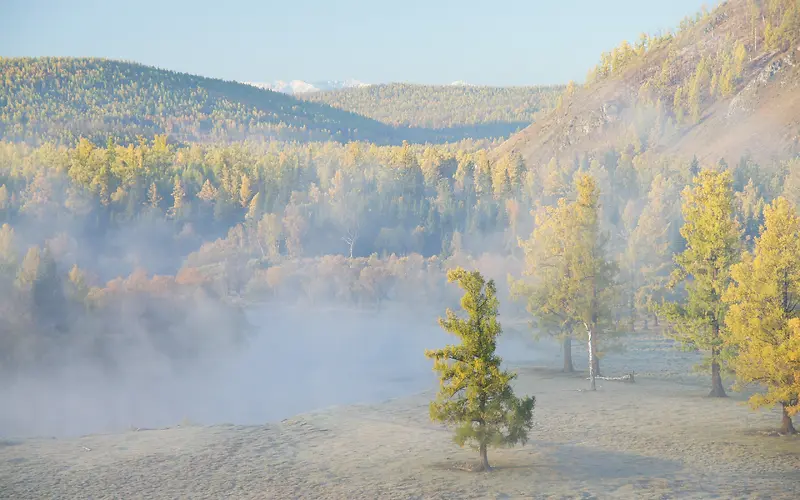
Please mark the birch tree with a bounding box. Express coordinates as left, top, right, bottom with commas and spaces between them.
513, 174, 618, 390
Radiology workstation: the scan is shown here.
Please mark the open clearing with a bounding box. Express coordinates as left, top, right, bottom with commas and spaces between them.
1, 332, 799, 499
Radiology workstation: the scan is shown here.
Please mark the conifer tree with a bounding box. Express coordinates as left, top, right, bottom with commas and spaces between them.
662, 169, 741, 397
240, 174, 253, 208
246, 192, 262, 222
426, 268, 535, 471
0, 224, 17, 279
0, 185, 9, 217
147, 181, 162, 210
169, 178, 186, 219
724, 197, 800, 434
511, 198, 578, 372
197, 179, 218, 203
627, 175, 677, 328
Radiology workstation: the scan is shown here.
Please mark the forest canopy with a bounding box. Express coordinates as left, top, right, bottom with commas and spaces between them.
0, 58, 559, 147
301, 83, 563, 136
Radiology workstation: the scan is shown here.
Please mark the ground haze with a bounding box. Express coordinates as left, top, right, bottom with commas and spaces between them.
1, 330, 798, 499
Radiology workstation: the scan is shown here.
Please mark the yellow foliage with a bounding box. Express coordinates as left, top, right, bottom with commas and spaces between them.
725, 197, 800, 418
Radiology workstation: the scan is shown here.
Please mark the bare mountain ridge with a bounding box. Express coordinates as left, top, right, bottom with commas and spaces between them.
498, 0, 800, 168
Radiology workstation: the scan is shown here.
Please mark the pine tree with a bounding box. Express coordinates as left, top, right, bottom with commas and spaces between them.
688, 57, 710, 124
511, 195, 579, 372
67, 264, 90, 304
147, 181, 162, 210
257, 213, 283, 260
662, 169, 741, 397
0, 223, 18, 279
246, 192, 262, 222
724, 197, 800, 434
426, 268, 535, 471
628, 175, 677, 328
733, 41, 747, 79
169, 178, 186, 219
0, 184, 9, 218
673, 86, 685, 123
283, 198, 307, 259
15, 246, 41, 292
197, 179, 218, 203
736, 178, 765, 243
240, 174, 253, 208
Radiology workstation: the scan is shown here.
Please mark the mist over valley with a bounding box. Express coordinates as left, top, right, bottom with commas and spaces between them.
1, 0, 800, 497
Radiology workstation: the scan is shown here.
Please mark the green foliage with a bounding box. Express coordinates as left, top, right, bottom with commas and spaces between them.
0, 121, 797, 383
0, 57, 563, 146
591, 0, 798, 130
673, 87, 685, 124
426, 268, 534, 470
624, 175, 678, 327
763, 0, 800, 51
0, 57, 473, 146
302, 83, 562, 137
661, 169, 741, 395
688, 56, 711, 123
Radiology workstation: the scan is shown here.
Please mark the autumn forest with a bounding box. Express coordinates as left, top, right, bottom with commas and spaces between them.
2, 0, 800, 442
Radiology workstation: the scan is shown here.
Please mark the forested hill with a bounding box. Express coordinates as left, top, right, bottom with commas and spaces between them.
300, 83, 564, 139
0, 57, 412, 146
497, 0, 800, 169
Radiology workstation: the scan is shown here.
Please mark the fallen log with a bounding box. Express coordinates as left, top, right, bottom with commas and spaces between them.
586, 372, 635, 383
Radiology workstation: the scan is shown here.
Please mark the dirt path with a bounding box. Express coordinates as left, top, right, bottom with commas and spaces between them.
1, 335, 799, 499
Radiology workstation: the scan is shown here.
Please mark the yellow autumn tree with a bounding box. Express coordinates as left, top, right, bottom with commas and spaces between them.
512, 175, 618, 387
662, 169, 741, 397
724, 197, 800, 434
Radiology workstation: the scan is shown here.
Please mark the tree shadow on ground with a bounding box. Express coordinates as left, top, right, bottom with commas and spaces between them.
436, 440, 683, 481
542, 442, 683, 481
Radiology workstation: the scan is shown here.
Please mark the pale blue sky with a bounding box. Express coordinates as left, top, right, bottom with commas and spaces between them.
1, 0, 711, 86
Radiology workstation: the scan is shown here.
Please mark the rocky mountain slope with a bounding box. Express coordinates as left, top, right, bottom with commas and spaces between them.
497, 0, 800, 169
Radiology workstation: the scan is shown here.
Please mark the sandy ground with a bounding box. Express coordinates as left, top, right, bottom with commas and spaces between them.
1, 333, 799, 499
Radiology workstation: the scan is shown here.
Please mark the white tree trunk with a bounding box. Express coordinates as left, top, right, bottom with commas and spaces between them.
585, 322, 596, 391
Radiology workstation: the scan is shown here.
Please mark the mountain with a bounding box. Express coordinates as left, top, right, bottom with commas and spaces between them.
300, 82, 564, 139
496, 0, 800, 169
0, 58, 396, 146
245, 79, 371, 94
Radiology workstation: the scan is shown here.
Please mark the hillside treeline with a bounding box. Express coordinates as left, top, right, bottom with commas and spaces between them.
1, 129, 799, 427
2, 133, 798, 321
0, 58, 411, 146
0, 58, 556, 147
302, 83, 563, 133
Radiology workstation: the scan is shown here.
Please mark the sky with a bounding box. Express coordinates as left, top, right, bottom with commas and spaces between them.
1, 0, 711, 86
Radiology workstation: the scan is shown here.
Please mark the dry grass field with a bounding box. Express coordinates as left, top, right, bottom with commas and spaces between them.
1, 330, 798, 499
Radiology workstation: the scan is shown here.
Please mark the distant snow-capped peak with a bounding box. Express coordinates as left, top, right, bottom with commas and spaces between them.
244, 79, 371, 94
